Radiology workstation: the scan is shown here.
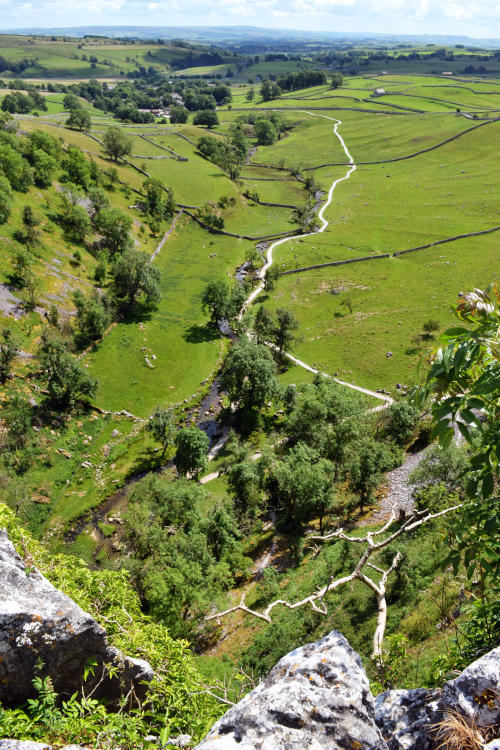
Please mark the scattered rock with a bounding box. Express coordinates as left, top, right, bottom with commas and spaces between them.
168, 736, 192, 748
0, 530, 153, 709
110, 429, 120, 438
31, 495, 51, 505
386, 351, 393, 358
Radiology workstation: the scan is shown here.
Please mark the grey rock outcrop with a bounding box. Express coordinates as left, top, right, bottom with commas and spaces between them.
195, 630, 388, 750
0, 529, 153, 708
375, 646, 500, 749
195, 631, 500, 750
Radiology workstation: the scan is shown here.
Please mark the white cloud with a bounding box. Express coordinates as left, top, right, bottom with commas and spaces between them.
3, 0, 500, 39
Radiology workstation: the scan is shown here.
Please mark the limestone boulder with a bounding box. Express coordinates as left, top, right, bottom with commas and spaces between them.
195, 630, 388, 750
0, 529, 153, 708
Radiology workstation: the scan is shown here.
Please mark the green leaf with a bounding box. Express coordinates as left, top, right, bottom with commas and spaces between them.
482, 472, 494, 498
442, 327, 469, 338
457, 421, 472, 443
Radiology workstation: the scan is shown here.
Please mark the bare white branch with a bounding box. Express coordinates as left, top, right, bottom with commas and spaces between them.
206, 503, 462, 660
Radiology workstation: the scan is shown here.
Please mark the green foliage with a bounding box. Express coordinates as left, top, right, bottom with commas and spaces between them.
174, 425, 209, 477
410, 443, 468, 495
254, 117, 277, 145
260, 81, 282, 102
94, 206, 133, 255
62, 145, 92, 190
63, 93, 82, 111
193, 110, 219, 128
347, 437, 402, 511
0, 178, 13, 223
225, 434, 262, 520
420, 284, 500, 658
197, 135, 243, 180
201, 278, 230, 327
0, 141, 33, 191
386, 400, 419, 445
102, 126, 133, 161
220, 339, 278, 412
73, 289, 111, 347
110, 249, 161, 315
330, 72, 343, 88
267, 442, 335, 533
254, 305, 273, 344
122, 476, 249, 639
143, 177, 175, 221
66, 108, 91, 131
147, 406, 175, 457
37, 331, 98, 410
2, 393, 33, 449
58, 201, 91, 243
169, 106, 188, 124
274, 307, 298, 355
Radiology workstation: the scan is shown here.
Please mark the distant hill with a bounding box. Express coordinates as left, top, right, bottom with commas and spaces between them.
5, 25, 500, 48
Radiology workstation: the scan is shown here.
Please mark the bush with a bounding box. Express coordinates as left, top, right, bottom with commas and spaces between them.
386, 401, 419, 445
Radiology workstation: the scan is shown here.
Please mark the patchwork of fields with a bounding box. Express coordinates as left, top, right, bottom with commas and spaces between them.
1, 71, 499, 532
5, 73, 500, 408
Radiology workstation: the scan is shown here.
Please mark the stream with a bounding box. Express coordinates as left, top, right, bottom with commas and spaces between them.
64, 114, 390, 553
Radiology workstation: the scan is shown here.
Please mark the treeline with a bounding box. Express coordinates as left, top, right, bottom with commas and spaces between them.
276, 70, 327, 92
34, 78, 232, 124
0, 55, 36, 74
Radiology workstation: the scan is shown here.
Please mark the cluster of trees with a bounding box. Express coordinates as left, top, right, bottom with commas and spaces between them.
0, 56, 35, 74
117, 322, 418, 642
253, 113, 282, 145
275, 70, 327, 92
1, 90, 47, 114
197, 123, 246, 180
254, 306, 298, 355
260, 80, 283, 101
0, 323, 100, 474
122, 474, 250, 639
0, 126, 63, 237
201, 278, 246, 326
219, 339, 411, 538
193, 110, 219, 128
0, 119, 163, 335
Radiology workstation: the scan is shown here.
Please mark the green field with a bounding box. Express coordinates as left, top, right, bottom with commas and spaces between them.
2, 69, 500, 534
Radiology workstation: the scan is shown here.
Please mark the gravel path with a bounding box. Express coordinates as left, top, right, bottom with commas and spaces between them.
370, 447, 429, 523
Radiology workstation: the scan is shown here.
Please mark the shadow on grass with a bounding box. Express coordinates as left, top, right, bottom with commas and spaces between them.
126, 447, 165, 478
184, 323, 220, 344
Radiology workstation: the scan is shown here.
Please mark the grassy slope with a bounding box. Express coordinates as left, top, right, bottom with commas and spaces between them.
87, 219, 250, 417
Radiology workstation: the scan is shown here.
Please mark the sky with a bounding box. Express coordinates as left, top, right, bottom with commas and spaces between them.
1, 0, 499, 40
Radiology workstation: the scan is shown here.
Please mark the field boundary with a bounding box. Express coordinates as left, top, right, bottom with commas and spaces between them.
246, 117, 499, 173
279, 224, 500, 276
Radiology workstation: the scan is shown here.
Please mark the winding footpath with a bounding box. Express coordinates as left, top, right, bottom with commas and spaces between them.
244, 112, 392, 409
200, 115, 395, 488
